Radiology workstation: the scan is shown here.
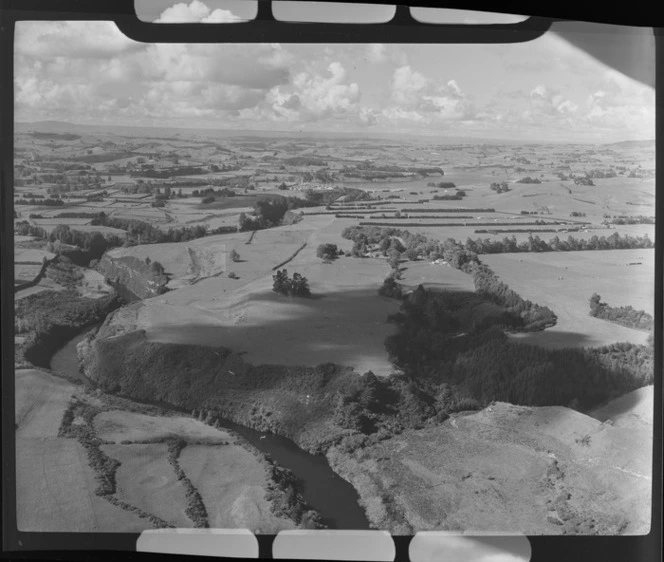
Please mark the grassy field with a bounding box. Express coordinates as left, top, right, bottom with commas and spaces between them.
106, 212, 402, 374
15, 369, 147, 532
397, 260, 477, 293
327, 397, 652, 535
125, 218, 400, 376
107, 226, 312, 289
590, 386, 653, 429
16, 366, 301, 532
78, 269, 115, 299
15, 127, 655, 535
102, 442, 193, 527
96, 409, 298, 530
482, 250, 654, 348
14, 277, 66, 300
179, 445, 295, 532
94, 410, 231, 444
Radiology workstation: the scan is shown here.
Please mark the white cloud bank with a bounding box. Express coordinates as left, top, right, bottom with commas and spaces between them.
13, 4, 655, 141
154, 0, 244, 23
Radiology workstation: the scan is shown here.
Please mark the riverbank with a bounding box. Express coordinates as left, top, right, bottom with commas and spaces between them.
18, 307, 368, 531
15, 368, 305, 532
15, 289, 121, 371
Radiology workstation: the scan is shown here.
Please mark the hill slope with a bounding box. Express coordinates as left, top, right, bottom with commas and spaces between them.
327, 396, 652, 535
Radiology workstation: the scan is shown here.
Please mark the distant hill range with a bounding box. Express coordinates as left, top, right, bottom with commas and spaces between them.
17, 120, 648, 146
605, 139, 655, 149
14, 120, 515, 144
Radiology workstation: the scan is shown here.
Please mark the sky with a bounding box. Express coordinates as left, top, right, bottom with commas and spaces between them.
14, 1, 656, 143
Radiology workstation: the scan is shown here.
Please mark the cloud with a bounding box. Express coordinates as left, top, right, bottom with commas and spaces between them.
367, 44, 387, 63
13, 18, 655, 140
266, 62, 360, 122
15, 21, 292, 124
141, 43, 289, 88
582, 70, 655, 135
529, 84, 579, 114
15, 21, 142, 59
155, 0, 244, 22
391, 65, 428, 105
390, 66, 474, 121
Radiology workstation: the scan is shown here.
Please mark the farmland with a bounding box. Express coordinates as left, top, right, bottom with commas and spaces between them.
15, 369, 301, 532
483, 250, 655, 348
13, 122, 655, 535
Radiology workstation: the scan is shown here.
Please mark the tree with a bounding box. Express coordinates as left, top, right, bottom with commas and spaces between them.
316, 243, 338, 261
387, 247, 401, 271
378, 275, 403, 299
272, 269, 291, 295
272, 269, 310, 297
254, 197, 288, 226
291, 272, 311, 296
589, 293, 605, 317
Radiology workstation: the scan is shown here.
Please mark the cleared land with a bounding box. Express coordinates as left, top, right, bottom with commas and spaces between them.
96, 410, 296, 531
483, 249, 654, 348
112, 218, 402, 376
15, 127, 655, 535
179, 445, 295, 533
15, 369, 147, 532
590, 385, 654, 429
95, 410, 231, 444
102, 443, 193, 527
328, 395, 652, 535
16, 369, 298, 532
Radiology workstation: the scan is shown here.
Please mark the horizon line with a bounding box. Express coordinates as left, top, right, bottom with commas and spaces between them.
14, 119, 655, 146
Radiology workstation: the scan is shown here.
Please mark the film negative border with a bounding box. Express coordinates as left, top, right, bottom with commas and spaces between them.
1, 1, 662, 561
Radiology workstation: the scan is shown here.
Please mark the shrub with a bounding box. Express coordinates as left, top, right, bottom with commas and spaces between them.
228, 271, 239, 279
230, 249, 240, 262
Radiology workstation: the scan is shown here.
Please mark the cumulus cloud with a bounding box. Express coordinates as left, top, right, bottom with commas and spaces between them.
529, 84, 579, 114
13, 18, 655, 140
265, 62, 360, 122
15, 21, 142, 59
155, 0, 244, 23
15, 20, 292, 124
389, 66, 474, 121
582, 70, 655, 136
391, 65, 428, 105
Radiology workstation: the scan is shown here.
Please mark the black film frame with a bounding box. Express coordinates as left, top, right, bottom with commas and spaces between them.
1, 1, 661, 561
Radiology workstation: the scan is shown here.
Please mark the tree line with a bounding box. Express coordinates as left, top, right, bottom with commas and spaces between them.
381, 286, 652, 411
465, 232, 653, 254
91, 214, 209, 246
15, 197, 65, 206
589, 293, 654, 331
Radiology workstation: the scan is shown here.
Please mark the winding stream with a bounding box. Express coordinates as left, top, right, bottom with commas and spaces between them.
49, 320, 370, 530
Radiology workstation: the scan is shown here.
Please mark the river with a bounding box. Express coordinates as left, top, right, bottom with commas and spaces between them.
49, 322, 370, 530
50, 322, 101, 385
